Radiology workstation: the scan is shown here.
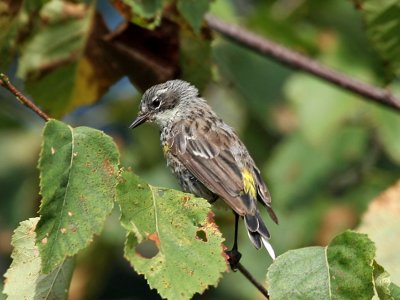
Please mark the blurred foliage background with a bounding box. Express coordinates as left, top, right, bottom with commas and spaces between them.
1, 0, 399, 299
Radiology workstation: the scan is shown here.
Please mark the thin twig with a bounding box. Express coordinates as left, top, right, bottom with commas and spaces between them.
0, 73, 49, 122
205, 15, 400, 112
236, 262, 270, 299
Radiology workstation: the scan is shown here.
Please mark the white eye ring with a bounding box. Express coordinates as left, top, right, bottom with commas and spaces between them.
152, 88, 168, 109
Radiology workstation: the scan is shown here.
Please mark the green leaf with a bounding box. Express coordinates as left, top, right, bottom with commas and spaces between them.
120, 0, 163, 29
0, 0, 49, 70
128, 0, 162, 17
18, 1, 121, 117
179, 27, 212, 91
117, 171, 227, 300
17, 1, 92, 78
328, 231, 376, 298
36, 120, 119, 273
3, 218, 74, 300
358, 180, 400, 284
390, 283, 400, 299
267, 247, 331, 299
267, 231, 376, 299
177, 0, 211, 33
373, 262, 395, 300
357, 0, 400, 78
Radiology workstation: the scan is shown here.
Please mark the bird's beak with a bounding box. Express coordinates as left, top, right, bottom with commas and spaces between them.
129, 112, 149, 129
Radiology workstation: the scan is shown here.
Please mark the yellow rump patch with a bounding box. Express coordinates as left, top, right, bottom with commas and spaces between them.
241, 169, 257, 199
162, 143, 170, 155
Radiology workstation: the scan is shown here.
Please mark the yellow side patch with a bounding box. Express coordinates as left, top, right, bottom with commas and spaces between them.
162, 143, 170, 155
241, 169, 257, 199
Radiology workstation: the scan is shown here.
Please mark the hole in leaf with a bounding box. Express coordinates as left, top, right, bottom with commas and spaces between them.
135, 239, 159, 259
196, 229, 208, 242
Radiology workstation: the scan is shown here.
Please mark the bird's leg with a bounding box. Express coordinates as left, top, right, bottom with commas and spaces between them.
226, 212, 242, 270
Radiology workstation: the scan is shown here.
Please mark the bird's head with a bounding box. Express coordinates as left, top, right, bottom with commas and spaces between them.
129, 80, 199, 129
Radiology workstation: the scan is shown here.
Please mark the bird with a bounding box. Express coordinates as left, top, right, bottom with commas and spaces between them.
129, 79, 278, 267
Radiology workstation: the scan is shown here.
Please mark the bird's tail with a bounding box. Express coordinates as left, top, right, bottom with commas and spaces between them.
244, 211, 276, 260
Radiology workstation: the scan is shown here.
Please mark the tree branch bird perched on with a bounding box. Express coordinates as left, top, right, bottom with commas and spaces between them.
129, 80, 278, 268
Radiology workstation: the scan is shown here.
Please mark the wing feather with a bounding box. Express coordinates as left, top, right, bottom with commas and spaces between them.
253, 166, 279, 224
169, 119, 255, 215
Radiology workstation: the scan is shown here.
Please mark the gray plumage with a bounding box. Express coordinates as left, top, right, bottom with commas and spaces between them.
130, 79, 278, 259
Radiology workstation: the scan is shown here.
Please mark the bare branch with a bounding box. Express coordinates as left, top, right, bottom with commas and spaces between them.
0, 73, 50, 122
205, 15, 400, 112
236, 262, 270, 299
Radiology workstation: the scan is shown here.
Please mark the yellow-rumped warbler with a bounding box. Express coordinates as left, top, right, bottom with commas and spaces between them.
130, 80, 278, 266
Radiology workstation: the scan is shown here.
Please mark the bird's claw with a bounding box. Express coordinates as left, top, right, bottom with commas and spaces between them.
225, 248, 242, 271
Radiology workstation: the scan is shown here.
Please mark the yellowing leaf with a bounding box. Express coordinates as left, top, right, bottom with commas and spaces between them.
3, 218, 74, 300
117, 171, 227, 300
358, 180, 400, 284
18, 2, 122, 117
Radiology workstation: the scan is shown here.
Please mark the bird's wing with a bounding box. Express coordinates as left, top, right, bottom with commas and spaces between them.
253, 166, 279, 224
168, 118, 256, 215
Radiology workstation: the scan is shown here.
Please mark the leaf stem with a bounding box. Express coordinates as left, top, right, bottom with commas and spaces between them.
0, 73, 50, 122
236, 262, 270, 299
205, 15, 400, 112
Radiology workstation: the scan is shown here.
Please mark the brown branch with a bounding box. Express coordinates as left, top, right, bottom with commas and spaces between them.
205, 15, 400, 112
0, 73, 49, 122
236, 262, 270, 299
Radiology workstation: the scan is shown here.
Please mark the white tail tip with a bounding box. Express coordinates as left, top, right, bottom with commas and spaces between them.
262, 237, 276, 260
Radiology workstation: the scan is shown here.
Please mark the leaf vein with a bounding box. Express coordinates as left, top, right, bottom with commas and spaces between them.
325, 246, 332, 300
46, 125, 75, 264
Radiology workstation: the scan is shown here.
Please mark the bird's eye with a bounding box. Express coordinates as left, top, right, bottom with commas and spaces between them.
153, 99, 161, 108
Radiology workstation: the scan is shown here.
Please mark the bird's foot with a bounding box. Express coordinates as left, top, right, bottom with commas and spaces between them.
225, 248, 242, 271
